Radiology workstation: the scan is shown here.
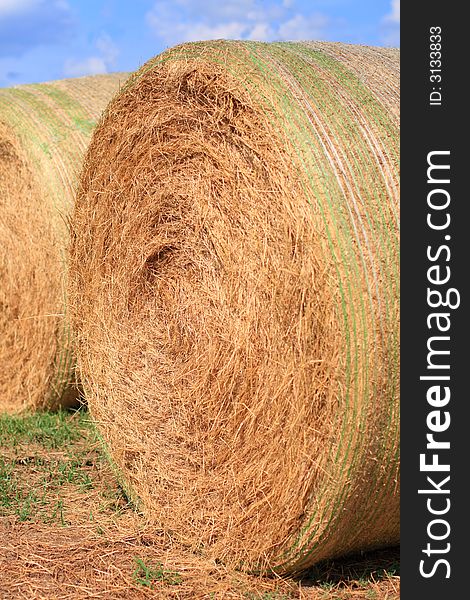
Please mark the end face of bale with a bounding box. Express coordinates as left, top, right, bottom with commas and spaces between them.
69, 41, 399, 574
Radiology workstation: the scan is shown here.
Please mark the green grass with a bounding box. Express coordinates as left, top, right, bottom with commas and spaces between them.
132, 557, 183, 587
0, 409, 129, 524
0, 454, 93, 523
0, 409, 90, 449
0, 459, 15, 509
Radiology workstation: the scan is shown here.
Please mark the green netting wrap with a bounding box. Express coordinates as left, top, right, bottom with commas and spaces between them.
69, 41, 399, 573
0, 73, 128, 413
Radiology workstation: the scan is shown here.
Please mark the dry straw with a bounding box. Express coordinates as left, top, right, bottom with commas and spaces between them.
0, 73, 127, 413
69, 41, 399, 574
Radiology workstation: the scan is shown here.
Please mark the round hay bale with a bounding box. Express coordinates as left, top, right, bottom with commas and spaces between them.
0, 73, 128, 413
69, 41, 399, 573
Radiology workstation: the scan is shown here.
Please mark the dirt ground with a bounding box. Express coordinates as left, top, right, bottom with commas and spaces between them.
0, 410, 400, 599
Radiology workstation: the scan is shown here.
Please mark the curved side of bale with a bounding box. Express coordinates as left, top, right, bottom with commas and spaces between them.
0, 73, 128, 413
69, 41, 399, 574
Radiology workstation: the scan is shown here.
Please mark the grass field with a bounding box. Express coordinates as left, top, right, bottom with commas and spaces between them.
0, 410, 399, 599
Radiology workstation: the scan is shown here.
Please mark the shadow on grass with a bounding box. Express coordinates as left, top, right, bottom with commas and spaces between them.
297, 546, 400, 589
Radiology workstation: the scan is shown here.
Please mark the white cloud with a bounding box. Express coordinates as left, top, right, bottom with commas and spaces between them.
0, 0, 39, 17
171, 0, 257, 21
146, 2, 248, 44
96, 32, 119, 65
0, 0, 69, 18
381, 0, 399, 46
181, 22, 249, 42
384, 0, 400, 24
64, 33, 119, 78
63, 56, 107, 77
147, 11, 272, 44
248, 22, 273, 41
146, 0, 329, 46
278, 13, 329, 41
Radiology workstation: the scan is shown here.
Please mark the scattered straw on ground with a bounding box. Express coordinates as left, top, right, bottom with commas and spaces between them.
0, 410, 399, 599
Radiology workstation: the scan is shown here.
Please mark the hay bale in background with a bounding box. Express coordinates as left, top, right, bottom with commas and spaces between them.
0, 73, 128, 413
69, 41, 399, 573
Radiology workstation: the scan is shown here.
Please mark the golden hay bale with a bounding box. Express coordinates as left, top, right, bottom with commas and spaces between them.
0, 73, 128, 413
69, 41, 399, 574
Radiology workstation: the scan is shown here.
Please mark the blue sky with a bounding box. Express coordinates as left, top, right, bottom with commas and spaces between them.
0, 0, 399, 87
